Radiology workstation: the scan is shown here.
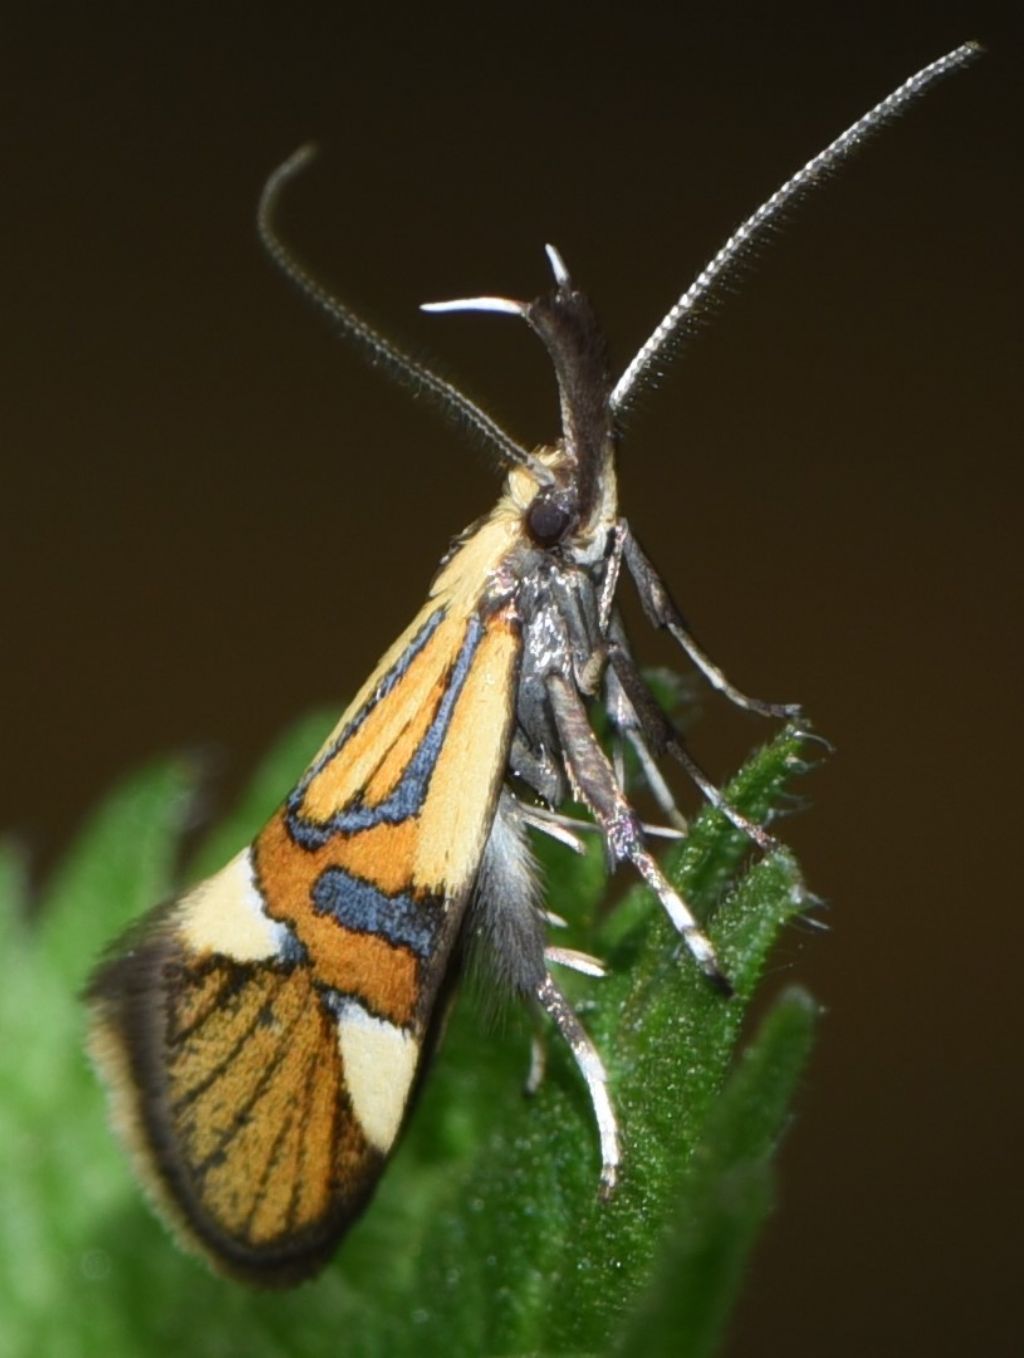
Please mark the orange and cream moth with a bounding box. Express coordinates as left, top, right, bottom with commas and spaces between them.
86, 44, 978, 1287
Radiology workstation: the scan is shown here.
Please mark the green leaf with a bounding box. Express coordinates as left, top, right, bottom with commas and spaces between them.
0, 758, 196, 1355
612, 987, 817, 1358
38, 757, 196, 985
0, 720, 818, 1358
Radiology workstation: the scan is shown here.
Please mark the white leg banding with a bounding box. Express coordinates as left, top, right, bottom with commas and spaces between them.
520, 804, 588, 855
631, 849, 730, 993
525, 1032, 546, 1096
626, 728, 689, 833
544, 945, 608, 978
535, 974, 620, 1192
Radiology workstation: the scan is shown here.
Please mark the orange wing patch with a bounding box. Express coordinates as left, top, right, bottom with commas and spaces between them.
254, 604, 521, 1030
88, 942, 383, 1286
295, 607, 462, 826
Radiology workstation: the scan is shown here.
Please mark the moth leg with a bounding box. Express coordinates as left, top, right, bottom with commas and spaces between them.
526, 802, 682, 858
525, 1030, 547, 1096
532, 802, 683, 847
627, 731, 688, 831
621, 522, 801, 719
605, 661, 688, 832
525, 947, 608, 1097
661, 719, 778, 852
510, 727, 567, 806
611, 730, 627, 795
519, 804, 588, 855
546, 672, 731, 994
535, 972, 620, 1193
547, 568, 605, 698
597, 518, 627, 634
606, 620, 778, 854
545, 945, 608, 978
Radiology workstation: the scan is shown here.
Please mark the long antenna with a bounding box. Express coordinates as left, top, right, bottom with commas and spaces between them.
610, 41, 981, 417
258, 145, 536, 473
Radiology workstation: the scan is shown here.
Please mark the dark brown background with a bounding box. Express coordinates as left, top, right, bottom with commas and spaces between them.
5, 5, 1021, 1354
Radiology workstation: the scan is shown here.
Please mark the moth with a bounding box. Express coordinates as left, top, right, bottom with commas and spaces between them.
86, 45, 977, 1287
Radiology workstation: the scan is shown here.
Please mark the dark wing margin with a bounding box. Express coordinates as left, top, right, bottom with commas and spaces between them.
86, 922, 384, 1287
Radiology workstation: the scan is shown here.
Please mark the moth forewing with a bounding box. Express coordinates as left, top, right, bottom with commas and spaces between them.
86, 509, 528, 1286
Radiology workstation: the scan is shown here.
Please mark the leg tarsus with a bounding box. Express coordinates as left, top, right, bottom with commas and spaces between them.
546, 673, 731, 994
605, 658, 689, 831
664, 735, 779, 853
621, 524, 801, 719
606, 631, 778, 853
535, 973, 620, 1192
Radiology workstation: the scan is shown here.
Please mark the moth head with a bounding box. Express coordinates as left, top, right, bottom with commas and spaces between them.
422, 244, 618, 555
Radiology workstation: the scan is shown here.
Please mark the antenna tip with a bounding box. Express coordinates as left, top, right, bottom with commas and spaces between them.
259, 144, 321, 226
282, 142, 319, 174
544, 243, 571, 287
262, 144, 319, 202
941, 40, 984, 69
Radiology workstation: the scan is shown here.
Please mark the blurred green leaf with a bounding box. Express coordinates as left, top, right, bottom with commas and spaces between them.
612, 987, 817, 1358
0, 720, 818, 1358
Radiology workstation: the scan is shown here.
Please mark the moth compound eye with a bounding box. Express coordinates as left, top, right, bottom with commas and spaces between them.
526, 493, 573, 547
